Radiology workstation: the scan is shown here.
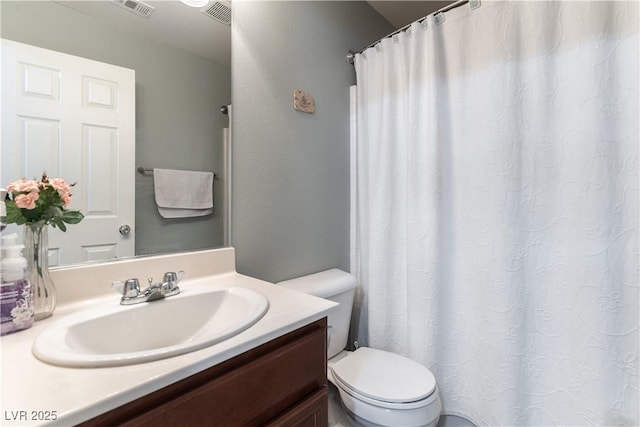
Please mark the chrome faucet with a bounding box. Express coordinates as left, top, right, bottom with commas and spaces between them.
112, 271, 184, 305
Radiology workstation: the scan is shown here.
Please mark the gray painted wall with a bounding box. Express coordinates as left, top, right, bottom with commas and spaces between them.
1, 1, 230, 257
232, 1, 393, 282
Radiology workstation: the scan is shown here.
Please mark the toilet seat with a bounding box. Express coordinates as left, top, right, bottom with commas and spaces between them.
329, 347, 437, 409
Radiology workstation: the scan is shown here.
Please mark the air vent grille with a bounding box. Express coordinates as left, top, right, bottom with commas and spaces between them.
111, 0, 155, 18
201, 1, 232, 26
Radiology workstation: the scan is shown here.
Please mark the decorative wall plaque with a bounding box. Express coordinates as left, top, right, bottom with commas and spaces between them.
293, 89, 315, 114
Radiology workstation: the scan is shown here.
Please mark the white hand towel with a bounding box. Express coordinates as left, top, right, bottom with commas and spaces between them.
153, 168, 214, 218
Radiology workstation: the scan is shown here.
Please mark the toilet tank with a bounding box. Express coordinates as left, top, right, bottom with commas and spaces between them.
277, 269, 356, 359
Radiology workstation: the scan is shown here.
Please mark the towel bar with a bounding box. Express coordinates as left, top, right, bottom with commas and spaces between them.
137, 167, 218, 179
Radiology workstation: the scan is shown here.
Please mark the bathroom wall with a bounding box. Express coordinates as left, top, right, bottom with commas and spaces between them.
232, 1, 393, 282
1, 1, 230, 257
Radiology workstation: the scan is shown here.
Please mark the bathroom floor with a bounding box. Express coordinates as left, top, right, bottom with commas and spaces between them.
327, 383, 359, 427
327, 383, 476, 427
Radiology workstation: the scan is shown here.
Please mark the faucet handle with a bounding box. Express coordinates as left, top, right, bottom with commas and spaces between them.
111, 278, 140, 298
162, 271, 184, 292
164, 271, 185, 284
163, 272, 177, 283
123, 278, 141, 298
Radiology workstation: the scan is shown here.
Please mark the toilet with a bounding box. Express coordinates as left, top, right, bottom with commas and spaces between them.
278, 269, 441, 427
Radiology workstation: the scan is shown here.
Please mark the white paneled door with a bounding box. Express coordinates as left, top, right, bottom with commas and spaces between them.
1, 38, 135, 265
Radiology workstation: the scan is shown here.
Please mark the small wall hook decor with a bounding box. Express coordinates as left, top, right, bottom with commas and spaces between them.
293, 89, 315, 114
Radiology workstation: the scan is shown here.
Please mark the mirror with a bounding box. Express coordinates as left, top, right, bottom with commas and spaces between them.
1, 0, 231, 266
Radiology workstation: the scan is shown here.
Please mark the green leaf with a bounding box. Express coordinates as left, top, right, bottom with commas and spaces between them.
5, 201, 28, 225
56, 217, 67, 232
61, 210, 84, 224
22, 206, 42, 222
46, 206, 63, 220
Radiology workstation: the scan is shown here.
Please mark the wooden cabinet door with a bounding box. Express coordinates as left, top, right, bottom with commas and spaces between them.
266, 388, 328, 427
80, 319, 328, 427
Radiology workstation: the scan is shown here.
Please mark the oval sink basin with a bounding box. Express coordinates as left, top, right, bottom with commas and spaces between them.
32, 287, 269, 368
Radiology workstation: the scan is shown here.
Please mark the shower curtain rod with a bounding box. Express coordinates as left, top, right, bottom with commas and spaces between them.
347, 0, 472, 64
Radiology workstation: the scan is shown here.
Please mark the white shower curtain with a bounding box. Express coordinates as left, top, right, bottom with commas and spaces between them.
352, 1, 638, 425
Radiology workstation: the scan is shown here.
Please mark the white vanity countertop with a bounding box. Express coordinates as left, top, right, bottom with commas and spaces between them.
0, 248, 336, 426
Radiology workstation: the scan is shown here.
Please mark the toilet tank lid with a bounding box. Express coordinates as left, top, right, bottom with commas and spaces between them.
277, 268, 357, 298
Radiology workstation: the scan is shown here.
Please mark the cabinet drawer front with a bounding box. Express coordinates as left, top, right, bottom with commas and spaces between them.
266, 387, 328, 427
119, 320, 327, 427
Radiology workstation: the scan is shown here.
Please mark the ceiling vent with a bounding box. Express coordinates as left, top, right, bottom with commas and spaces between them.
201, 1, 232, 26
111, 0, 155, 18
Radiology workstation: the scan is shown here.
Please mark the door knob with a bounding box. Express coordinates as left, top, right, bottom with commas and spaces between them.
119, 224, 131, 235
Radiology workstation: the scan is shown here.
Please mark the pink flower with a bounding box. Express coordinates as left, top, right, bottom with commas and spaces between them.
14, 192, 39, 210
49, 178, 71, 195
61, 193, 72, 207
4, 173, 83, 229
7, 179, 39, 194
48, 178, 73, 207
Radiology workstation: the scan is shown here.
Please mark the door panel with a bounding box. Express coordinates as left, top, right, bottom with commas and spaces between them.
1, 38, 135, 265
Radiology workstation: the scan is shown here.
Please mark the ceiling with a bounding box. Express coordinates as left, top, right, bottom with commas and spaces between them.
56, 1, 454, 66
57, 0, 232, 65
368, 1, 455, 29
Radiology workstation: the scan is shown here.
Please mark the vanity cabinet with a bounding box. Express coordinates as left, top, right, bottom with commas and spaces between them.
79, 319, 328, 427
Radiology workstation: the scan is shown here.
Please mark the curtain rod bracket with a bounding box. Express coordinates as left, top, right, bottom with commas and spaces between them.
347, 50, 355, 65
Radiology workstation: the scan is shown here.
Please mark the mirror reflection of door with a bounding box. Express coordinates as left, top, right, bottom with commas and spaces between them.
1, 39, 136, 265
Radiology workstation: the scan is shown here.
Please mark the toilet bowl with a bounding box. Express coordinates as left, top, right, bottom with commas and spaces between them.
278, 269, 441, 427
329, 347, 441, 427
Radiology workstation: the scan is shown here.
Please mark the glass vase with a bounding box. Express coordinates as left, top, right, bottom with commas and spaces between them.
23, 223, 56, 320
